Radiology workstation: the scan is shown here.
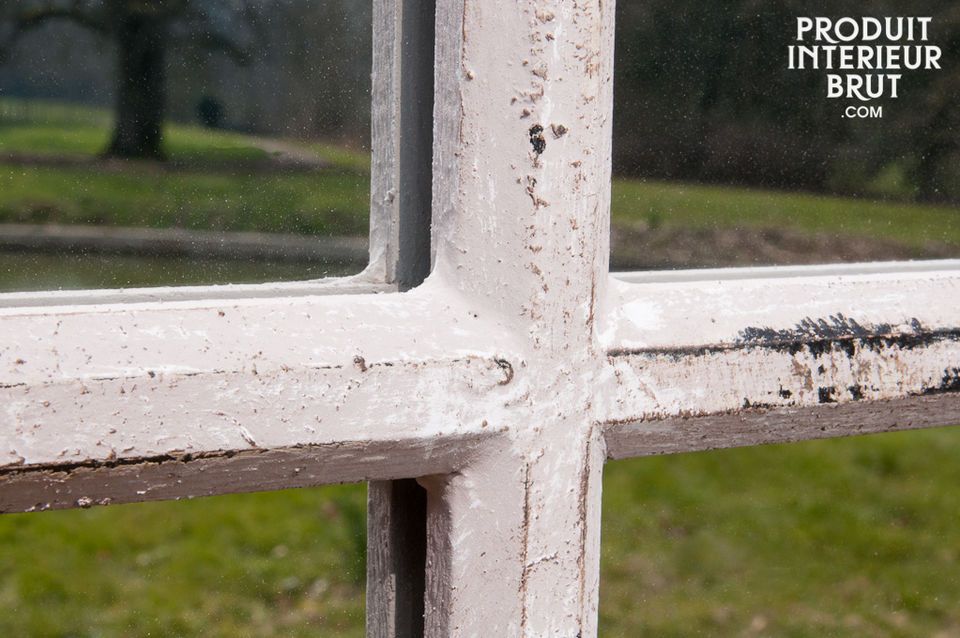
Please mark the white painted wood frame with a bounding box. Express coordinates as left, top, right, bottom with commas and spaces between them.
2, 1, 960, 636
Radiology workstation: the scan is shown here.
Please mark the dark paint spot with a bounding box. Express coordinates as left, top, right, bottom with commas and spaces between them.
353, 355, 368, 372
495, 359, 514, 385
736, 316, 960, 357
739, 314, 888, 344
818, 387, 837, 403
742, 398, 776, 409
529, 125, 546, 155
848, 385, 865, 400
921, 368, 960, 396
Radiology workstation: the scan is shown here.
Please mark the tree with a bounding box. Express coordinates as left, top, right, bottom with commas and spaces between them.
612, 0, 960, 202
0, 0, 260, 159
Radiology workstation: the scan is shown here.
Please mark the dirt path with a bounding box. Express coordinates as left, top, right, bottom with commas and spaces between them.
0, 138, 329, 173
247, 138, 329, 170
1, 220, 952, 271
0, 223, 366, 264
611, 223, 957, 270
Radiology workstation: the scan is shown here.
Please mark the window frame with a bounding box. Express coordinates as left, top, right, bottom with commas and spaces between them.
2, 2, 960, 637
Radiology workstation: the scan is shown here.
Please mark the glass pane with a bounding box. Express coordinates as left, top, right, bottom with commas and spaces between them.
611, 3, 960, 271
0, 0, 372, 291
0, 484, 367, 636
600, 427, 960, 635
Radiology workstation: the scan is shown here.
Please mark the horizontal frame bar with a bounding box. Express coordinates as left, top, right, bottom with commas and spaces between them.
0, 431, 499, 513
0, 285, 521, 492
613, 258, 960, 284
604, 394, 960, 460
602, 262, 960, 351
0, 276, 395, 309
600, 264, 960, 458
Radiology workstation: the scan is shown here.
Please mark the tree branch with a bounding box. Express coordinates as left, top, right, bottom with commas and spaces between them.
169, 2, 262, 67
171, 27, 254, 66
0, 2, 107, 62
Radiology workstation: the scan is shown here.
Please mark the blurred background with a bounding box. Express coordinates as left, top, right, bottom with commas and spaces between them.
0, 0, 373, 290
610, 0, 960, 270
1, 1, 959, 636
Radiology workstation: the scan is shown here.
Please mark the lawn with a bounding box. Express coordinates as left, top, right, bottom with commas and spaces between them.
601, 429, 960, 637
0, 484, 368, 638
2, 98, 960, 252
612, 178, 960, 252
0, 252, 355, 291
0, 99, 370, 237
2, 101, 960, 636
0, 166, 369, 235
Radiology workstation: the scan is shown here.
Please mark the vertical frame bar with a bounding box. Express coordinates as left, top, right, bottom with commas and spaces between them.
367, 480, 428, 638
367, 1, 436, 636
395, 0, 436, 290
424, 0, 617, 634
368, 0, 435, 290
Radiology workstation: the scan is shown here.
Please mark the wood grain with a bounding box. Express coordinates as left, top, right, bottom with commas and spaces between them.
603, 393, 960, 460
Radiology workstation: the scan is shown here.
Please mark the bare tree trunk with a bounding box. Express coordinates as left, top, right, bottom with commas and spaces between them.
106, 14, 167, 159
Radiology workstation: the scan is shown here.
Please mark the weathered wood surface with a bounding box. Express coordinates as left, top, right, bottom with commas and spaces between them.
368, 0, 434, 289
365, 2, 438, 634
604, 264, 960, 352
613, 258, 960, 284
0, 288, 521, 473
367, 0, 402, 284
0, 433, 496, 512
424, 0, 616, 634
367, 479, 428, 638
604, 394, 960, 460
0, 277, 394, 308
600, 266, 960, 424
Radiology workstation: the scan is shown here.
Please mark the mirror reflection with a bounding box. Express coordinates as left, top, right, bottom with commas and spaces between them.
0, 0, 372, 291
611, 2, 960, 271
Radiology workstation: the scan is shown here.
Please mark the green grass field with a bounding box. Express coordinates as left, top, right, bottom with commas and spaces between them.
2, 99, 960, 251
0, 99, 369, 236
0, 252, 355, 291
2, 100, 960, 636
612, 178, 960, 251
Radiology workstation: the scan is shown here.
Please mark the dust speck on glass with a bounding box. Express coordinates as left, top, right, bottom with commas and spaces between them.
0, 0, 372, 291
611, 1, 960, 271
